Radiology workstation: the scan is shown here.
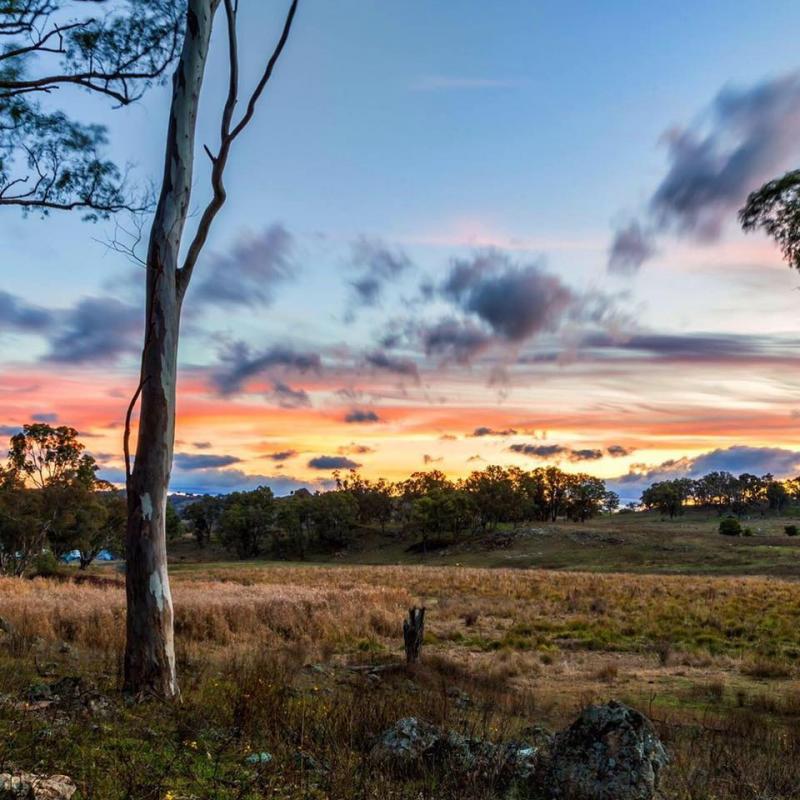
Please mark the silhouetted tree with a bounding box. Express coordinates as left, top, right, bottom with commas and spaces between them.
740, 169, 800, 269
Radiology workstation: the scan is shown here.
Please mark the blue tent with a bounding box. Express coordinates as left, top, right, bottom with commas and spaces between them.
61, 549, 117, 563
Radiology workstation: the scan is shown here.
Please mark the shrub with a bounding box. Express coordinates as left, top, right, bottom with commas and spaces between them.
719, 516, 742, 536
31, 551, 61, 577
786, 524, 799, 537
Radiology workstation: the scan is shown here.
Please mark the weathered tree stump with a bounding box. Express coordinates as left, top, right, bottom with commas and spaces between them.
403, 606, 426, 663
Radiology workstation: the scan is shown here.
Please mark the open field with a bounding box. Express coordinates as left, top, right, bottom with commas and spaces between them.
0, 561, 799, 797
169, 509, 800, 577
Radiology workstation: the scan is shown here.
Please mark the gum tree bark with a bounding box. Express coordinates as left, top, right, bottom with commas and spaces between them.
123, 0, 299, 699
124, 0, 217, 699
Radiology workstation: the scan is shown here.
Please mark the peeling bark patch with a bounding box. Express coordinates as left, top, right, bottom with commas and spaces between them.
141, 493, 153, 521
149, 571, 165, 612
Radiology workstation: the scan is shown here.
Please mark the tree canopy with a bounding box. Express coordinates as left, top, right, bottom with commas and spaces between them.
740, 169, 800, 270
0, 0, 182, 215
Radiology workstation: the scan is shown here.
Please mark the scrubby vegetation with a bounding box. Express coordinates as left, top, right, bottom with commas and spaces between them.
0, 565, 799, 798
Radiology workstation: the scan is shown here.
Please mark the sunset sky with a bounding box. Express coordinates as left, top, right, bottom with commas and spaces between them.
4, 1, 800, 502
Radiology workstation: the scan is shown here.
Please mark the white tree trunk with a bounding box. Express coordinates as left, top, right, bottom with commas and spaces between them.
124, 0, 218, 699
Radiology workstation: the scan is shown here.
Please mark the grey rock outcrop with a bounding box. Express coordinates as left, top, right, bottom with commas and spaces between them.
548, 700, 668, 800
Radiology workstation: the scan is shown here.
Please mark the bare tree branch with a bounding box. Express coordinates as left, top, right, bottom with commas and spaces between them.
176, 0, 298, 299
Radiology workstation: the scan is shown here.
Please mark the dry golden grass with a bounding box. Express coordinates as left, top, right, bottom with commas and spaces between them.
3, 566, 800, 666
0, 574, 410, 657
1, 565, 800, 798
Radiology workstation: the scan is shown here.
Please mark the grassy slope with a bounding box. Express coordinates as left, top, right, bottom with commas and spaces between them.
167, 509, 800, 578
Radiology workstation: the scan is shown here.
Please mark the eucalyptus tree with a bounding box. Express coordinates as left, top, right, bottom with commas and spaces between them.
2, 0, 301, 698
123, 0, 299, 699
740, 170, 800, 269
1, 0, 182, 213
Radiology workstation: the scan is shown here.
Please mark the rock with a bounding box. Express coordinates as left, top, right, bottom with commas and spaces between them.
371, 717, 543, 786
24, 677, 111, 719
548, 700, 668, 800
370, 717, 442, 770
498, 742, 541, 782
0, 771, 76, 799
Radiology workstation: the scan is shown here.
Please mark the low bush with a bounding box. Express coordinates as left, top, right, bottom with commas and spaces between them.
785, 524, 799, 537
719, 517, 742, 536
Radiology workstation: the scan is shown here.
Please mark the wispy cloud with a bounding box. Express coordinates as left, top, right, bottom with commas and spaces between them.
609, 71, 800, 272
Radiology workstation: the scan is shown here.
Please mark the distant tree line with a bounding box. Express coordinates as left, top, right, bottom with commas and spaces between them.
7, 425, 800, 570
640, 472, 798, 519
184, 465, 620, 560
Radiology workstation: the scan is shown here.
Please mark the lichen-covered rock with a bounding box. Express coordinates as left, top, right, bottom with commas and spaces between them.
0, 771, 76, 799
370, 717, 544, 786
548, 700, 668, 800
370, 717, 442, 769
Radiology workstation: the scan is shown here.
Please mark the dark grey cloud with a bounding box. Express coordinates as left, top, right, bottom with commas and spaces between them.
344, 409, 381, 424
263, 449, 299, 462
609, 72, 800, 271
193, 441, 212, 450
578, 331, 800, 365
308, 455, 361, 470
471, 426, 518, 437
44, 297, 140, 363
607, 445, 634, 457
509, 443, 603, 462
173, 453, 242, 470
31, 412, 58, 423
608, 221, 656, 275
0, 291, 53, 332
420, 318, 493, 364
414, 250, 617, 366
270, 381, 311, 409
570, 448, 604, 462
194, 224, 295, 308
423, 454, 443, 464
364, 350, 419, 381
0, 425, 21, 437
349, 237, 412, 307
442, 251, 575, 342
510, 443, 568, 459
212, 340, 322, 395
